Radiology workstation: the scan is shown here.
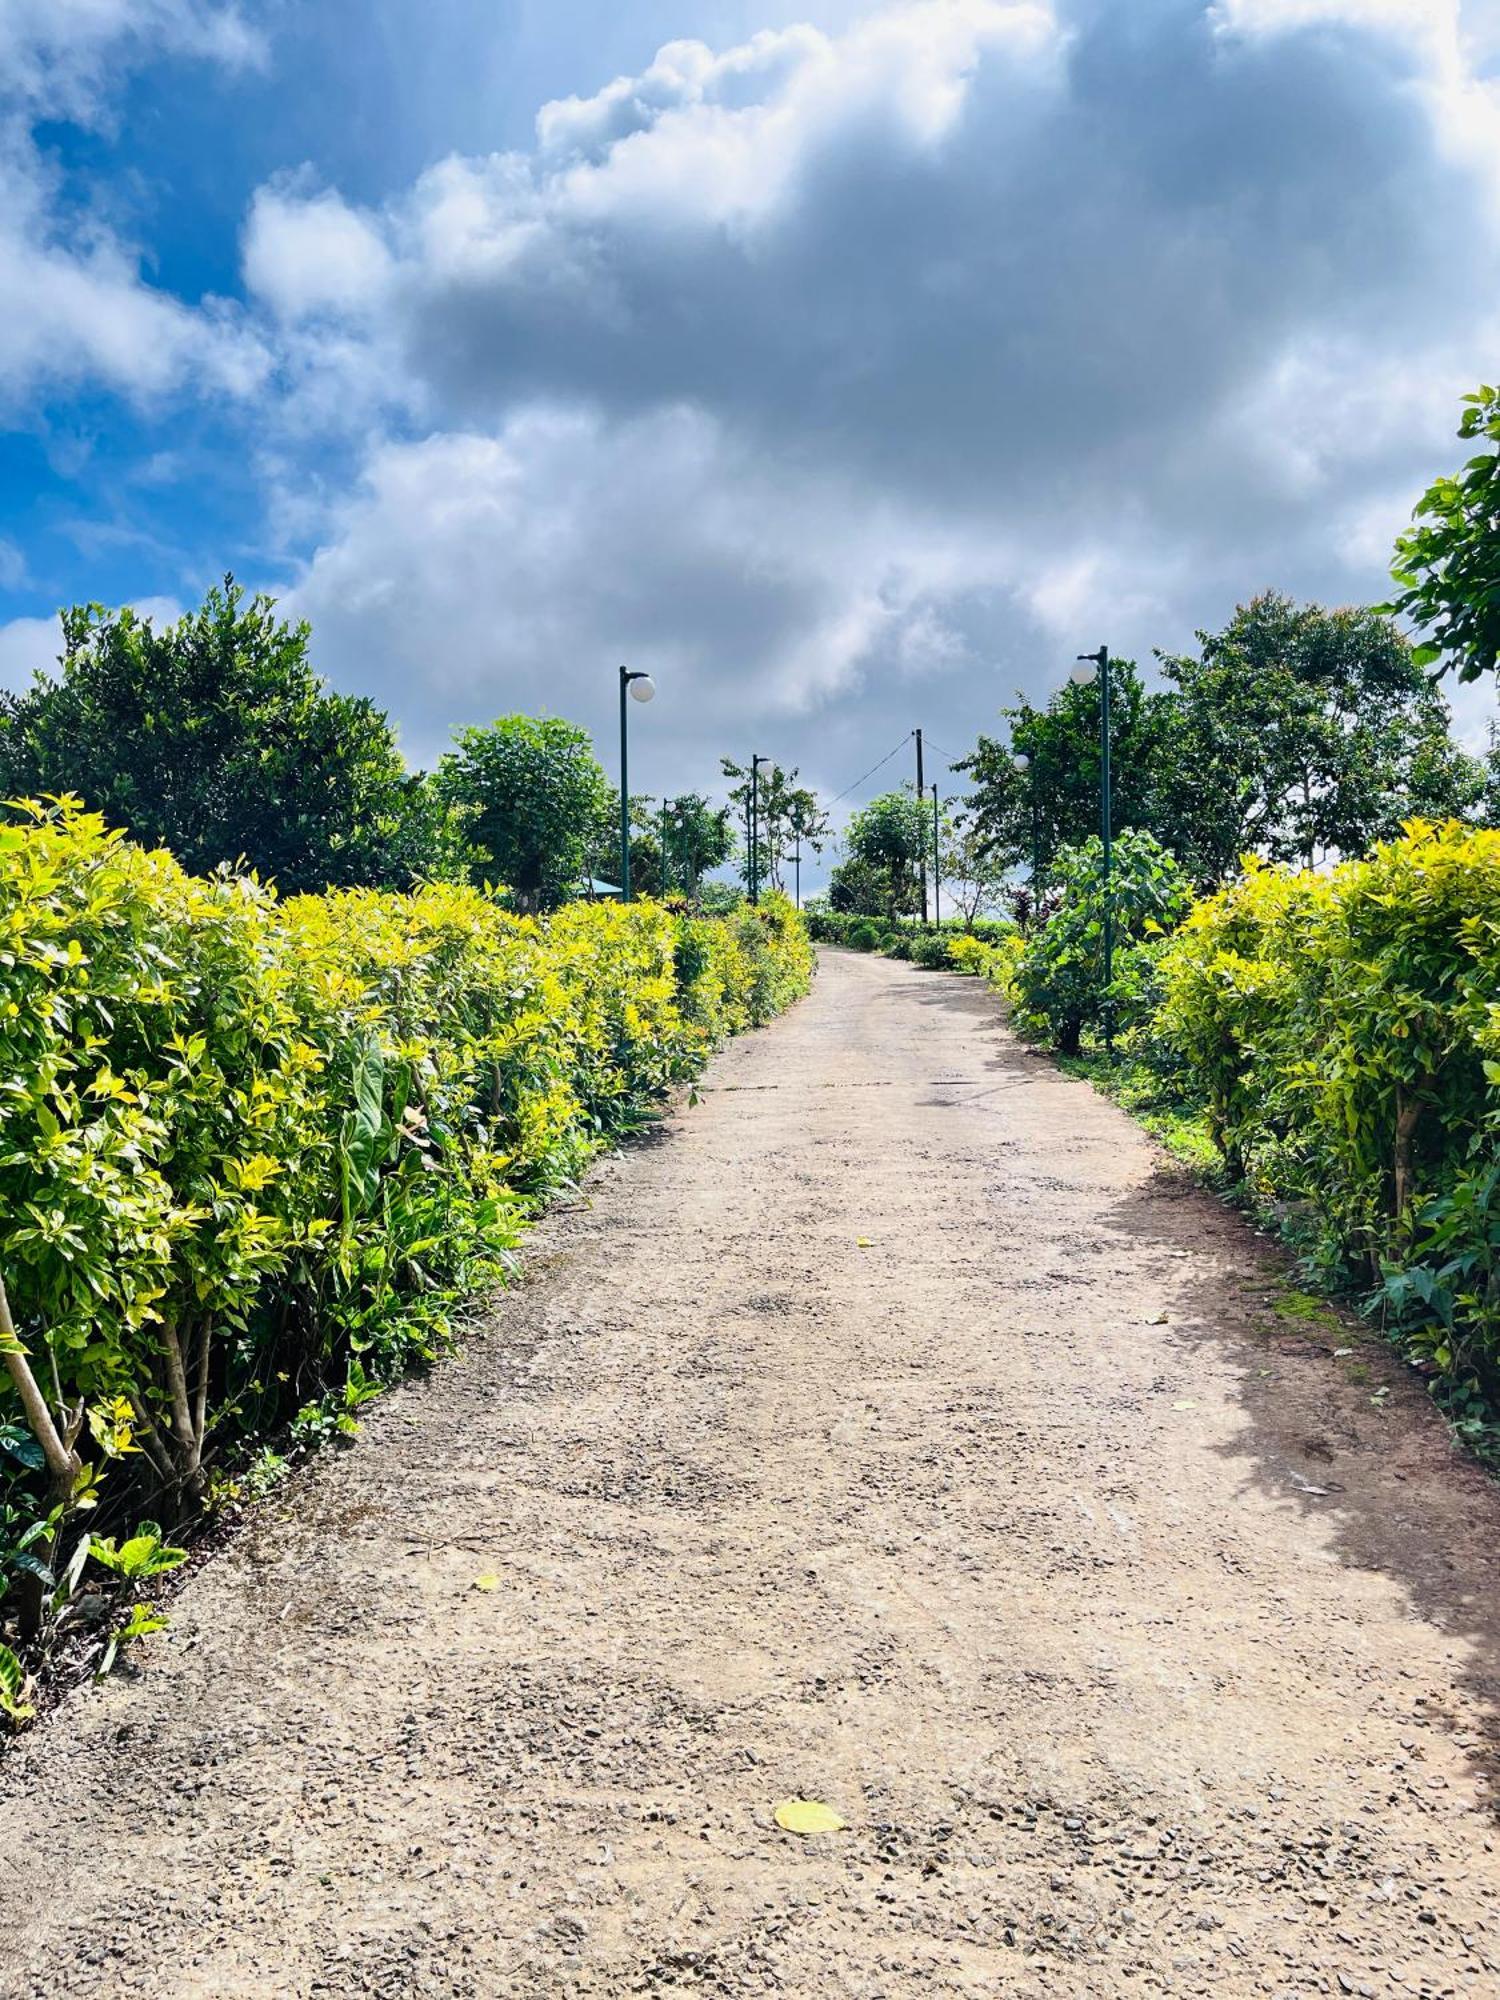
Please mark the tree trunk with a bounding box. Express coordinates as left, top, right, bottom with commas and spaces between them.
1393, 1083, 1426, 1229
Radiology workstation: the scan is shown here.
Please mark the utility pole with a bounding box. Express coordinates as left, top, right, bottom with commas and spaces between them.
1075, 645, 1113, 1054
931, 782, 941, 929
660, 796, 670, 898
749, 754, 765, 905
915, 729, 928, 925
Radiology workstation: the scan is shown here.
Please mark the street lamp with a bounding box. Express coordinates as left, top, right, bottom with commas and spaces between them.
618, 666, 655, 902
1012, 750, 1042, 927
1070, 645, 1113, 1054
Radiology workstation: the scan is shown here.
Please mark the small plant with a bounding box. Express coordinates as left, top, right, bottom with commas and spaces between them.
0, 1640, 34, 1726
89, 1521, 189, 1582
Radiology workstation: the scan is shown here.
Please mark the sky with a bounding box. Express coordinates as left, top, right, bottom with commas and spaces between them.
2, 0, 1499, 872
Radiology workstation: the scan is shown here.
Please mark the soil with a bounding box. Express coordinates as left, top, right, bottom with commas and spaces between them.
2, 946, 1499, 1998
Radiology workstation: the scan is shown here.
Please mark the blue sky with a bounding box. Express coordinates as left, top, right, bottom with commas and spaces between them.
2, 0, 1498, 836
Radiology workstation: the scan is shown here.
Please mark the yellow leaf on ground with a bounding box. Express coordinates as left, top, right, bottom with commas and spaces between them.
856, 1237, 873, 1248
774, 1798, 847, 1835
472, 1574, 501, 1592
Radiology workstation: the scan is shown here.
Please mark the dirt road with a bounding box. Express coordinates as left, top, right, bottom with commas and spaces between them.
3, 947, 1499, 1997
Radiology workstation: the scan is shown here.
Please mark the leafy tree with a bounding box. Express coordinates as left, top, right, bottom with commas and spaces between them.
1009, 829, 1190, 1056
584, 791, 733, 900
1155, 594, 1484, 882
720, 757, 829, 895
0, 579, 468, 893
1388, 383, 1500, 682
937, 808, 1009, 930
831, 787, 929, 919
437, 714, 608, 911
958, 659, 1173, 885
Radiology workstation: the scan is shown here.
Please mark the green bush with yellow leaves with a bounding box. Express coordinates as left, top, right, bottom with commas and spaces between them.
0, 801, 811, 1648
1157, 820, 1500, 1412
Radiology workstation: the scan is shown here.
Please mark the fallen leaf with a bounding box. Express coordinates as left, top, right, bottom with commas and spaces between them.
472, 1574, 501, 1592
1171, 1399, 1198, 1412
1333, 1347, 1354, 1358
856, 1237, 873, 1248
774, 1798, 847, 1836
1144, 1311, 1169, 1325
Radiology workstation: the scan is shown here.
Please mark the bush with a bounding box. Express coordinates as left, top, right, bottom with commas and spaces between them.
1158, 822, 1500, 1407
0, 803, 812, 1652
847, 921, 883, 951
907, 931, 956, 970
1008, 831, 1191, 1055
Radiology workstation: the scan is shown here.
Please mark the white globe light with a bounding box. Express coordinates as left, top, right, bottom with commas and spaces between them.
1013, 753, 1031, 771
1069, 662, 1097, 686
629, 674, 656, 704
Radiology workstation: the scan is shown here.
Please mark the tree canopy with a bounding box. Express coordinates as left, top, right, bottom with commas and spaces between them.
959, 595, 1484, 892
828, 787, 929, 918
1389, 383, 1500, 683
0, 579, 465, 894
437, 714, 609, 911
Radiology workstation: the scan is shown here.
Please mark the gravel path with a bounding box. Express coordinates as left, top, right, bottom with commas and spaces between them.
3, 946, 1500, 1998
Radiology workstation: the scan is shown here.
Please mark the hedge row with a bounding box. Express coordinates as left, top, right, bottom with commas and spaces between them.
985, 820, 1500, 1425
0, 801, 812, 1647
1158, 822, 1500, 1399
804, 906, 1013, 967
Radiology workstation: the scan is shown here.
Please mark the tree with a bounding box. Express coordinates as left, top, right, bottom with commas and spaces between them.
583, 790, 733, 900
937, 809, 1009, 930
0, 579, 468, 893
832, 787, 929, 919
720, 757, 829, 895
958, 658, 1173, 883
1156, 594, 1484, 882
1388, 383, 1500, 683
437, 714, 608, 911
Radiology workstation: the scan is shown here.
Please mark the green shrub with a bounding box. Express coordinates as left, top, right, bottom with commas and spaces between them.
907, 931, 956, 970
0, 802, 812, 1654
1008, 830, 1191, 1055
1158, 820, 1500, 1408
847, 921, 883, 951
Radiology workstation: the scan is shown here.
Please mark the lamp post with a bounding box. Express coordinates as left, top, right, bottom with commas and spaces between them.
1013, 751, 1042, 927
930, 781, 943, 929
749, 754, 767, 904
618, 665, 655, 902
1070, 646, 1113, 1053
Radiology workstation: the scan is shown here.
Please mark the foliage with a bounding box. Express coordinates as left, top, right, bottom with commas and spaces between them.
438, 714, 609, 911
1157, 821, 1500, 1401
0, 802, 812, 1675
1006, 831, 1192, 1056
957, 601, 1484, 894
937, 810, 1010, 929
589, 791, 735, 901
0, 580, 467, 894
960, 658, 1171, 884
1155, 594, 1484, 883
1388, 384, 1500, 683
833, 788, 929, 919
719, 758, 829, 897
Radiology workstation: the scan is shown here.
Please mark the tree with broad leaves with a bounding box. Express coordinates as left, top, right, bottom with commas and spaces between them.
437, 713, 608, 911
1388, 383, 1500, 684
0, 579, 470, 894
719, 757, 829, 895
1154, 594, 1484, 883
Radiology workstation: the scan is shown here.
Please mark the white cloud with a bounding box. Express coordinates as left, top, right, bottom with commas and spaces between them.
243, 182, 395, 322
0, 2, 268, 412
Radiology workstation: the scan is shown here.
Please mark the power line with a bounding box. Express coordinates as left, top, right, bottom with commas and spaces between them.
825, 732, 913, 808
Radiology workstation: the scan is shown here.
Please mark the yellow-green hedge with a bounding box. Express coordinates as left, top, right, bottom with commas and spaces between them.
1158, 821, 1500, 1404
0, 801, 811, 1605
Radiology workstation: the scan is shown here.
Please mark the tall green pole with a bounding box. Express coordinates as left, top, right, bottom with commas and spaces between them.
931, 781, 941, 928
750, 754, 765, 905
1100, 646, 1112, 1055
618, 666, 631, 903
